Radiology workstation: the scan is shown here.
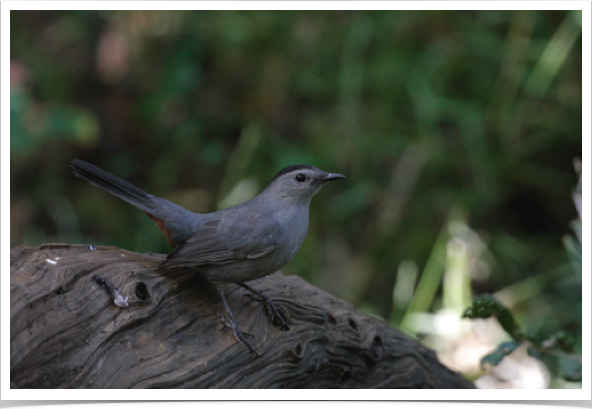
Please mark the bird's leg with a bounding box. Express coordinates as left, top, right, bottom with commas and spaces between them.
216, 287, 258, 357
237, 282, 289, 331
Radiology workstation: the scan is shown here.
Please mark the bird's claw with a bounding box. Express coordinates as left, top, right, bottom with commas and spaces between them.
242, 289, 289, 331
217, 313, 258, 357
264, 300, 289, 331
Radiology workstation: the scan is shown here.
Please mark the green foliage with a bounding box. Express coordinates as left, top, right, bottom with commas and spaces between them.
464, 296, 581, 382
464, 177, 582, 383
463, 294, 522, 341
558, 355, 582, 383
481, 341, 521, 369
546, 331, 575, 353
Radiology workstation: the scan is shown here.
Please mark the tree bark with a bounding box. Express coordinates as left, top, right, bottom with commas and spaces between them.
10, 244, 474, 389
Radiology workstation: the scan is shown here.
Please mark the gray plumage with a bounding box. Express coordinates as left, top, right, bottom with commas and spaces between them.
71, 159, 345, 355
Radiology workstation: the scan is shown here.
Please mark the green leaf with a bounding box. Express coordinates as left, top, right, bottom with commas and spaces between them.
547, 331, 575, 353
480, 341, 521, 369
463, 294, 522, 340
526, 347, 541, 358
463, 294, 497, 318
559, 356, 582, 382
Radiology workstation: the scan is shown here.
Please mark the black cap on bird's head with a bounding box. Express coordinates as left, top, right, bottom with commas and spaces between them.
263, 164, 346, 201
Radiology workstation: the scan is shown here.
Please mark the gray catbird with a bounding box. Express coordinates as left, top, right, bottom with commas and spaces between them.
71, 159, 345, 355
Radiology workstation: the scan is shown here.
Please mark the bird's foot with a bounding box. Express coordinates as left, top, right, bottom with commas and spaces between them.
238, 283, 289, 331
217, 313, 258, 357
262, 299, 289, 331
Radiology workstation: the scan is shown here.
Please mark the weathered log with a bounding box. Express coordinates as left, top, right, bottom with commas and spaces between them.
10, 244, 474, 389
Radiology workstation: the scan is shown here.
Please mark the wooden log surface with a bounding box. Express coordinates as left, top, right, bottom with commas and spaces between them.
10, 244, 475, 389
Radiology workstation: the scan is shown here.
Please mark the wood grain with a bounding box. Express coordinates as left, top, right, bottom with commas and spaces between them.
10, 244, 474, 389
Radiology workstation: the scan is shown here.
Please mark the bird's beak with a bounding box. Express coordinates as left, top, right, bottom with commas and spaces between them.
323, 173, 346, 182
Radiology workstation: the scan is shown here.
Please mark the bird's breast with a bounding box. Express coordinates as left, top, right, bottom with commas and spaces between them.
275, 206, 310, 262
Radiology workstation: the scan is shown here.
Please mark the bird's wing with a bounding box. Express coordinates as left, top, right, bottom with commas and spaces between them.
160, 213, 283, 269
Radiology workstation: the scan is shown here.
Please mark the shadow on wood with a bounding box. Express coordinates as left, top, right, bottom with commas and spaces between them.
10, 244, 475, 389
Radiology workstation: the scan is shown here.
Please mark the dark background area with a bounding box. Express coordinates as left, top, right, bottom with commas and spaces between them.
10, 10, 582, 387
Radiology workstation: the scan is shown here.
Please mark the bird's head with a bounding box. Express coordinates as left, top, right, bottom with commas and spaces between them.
262, 164, 346, 203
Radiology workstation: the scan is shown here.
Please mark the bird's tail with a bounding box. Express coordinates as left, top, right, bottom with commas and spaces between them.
71, 159, 157, 214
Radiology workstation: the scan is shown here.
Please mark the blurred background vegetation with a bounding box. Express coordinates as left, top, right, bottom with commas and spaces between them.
10, 10, 582, 388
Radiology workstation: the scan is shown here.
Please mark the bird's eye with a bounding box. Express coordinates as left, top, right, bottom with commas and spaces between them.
295, 173, 306, 182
